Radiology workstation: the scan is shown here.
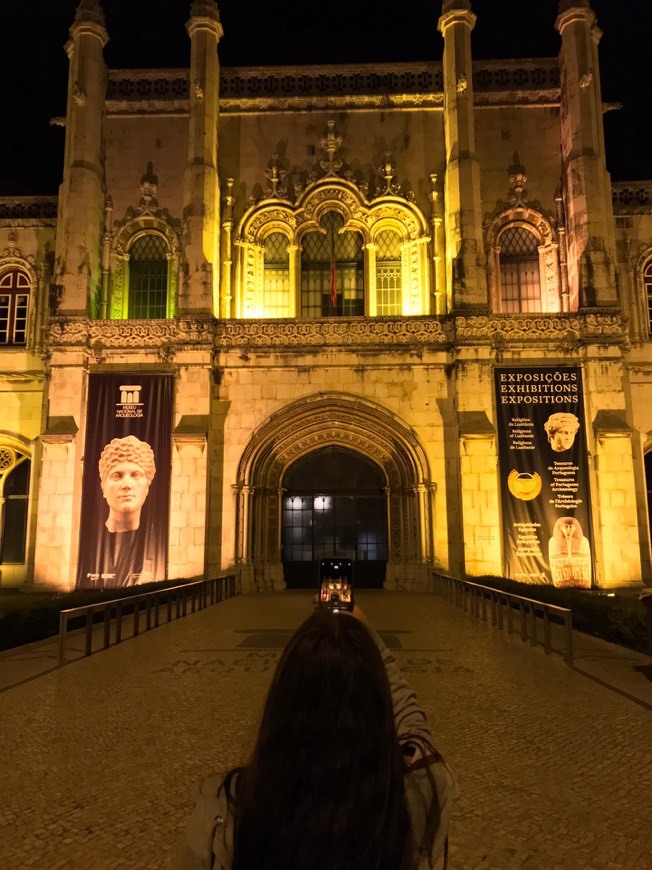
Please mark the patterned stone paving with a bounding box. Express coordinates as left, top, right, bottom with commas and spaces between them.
0, 591, 651, 869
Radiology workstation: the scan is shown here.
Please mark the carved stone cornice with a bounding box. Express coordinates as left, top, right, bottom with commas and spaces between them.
0, 369, 45, 385
105, 60, 561, 115
214, 317, 452, 350
612, 183, 652, 215
453, 310, 626, 346
45, 311, 627, 356
48, 316, 214, 352
0, 197, 58, 225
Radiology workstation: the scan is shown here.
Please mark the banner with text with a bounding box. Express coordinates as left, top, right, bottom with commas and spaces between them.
494, 366, 593, 586
76, 373, 173, 589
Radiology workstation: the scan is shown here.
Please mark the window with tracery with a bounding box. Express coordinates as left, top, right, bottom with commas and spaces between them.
498, 226, 541, 313
301, 213, 364, 317
644, 261, 652, 336
0, 270, 30, 345
0, 449, 30, 564
264, 233, 291, 318
128, 234, 168, 319
375, 230, 402, 316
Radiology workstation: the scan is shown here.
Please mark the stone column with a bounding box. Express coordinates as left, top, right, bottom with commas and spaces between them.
438, 0, 487, 309
55, 0, 108, 316
556, 0, 617, 307
220, 177, 234, 318
182, 0, 223, 316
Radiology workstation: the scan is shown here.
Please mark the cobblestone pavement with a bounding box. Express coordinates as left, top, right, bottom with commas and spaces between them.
1, 591, 651, 870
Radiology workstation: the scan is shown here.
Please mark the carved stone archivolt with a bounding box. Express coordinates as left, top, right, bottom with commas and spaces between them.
234, 393, 433, 589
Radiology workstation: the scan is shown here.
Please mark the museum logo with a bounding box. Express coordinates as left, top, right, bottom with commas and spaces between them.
115, 384, 144, 418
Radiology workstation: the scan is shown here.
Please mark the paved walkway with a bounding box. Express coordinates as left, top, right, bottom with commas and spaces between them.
1, 591, 651, 870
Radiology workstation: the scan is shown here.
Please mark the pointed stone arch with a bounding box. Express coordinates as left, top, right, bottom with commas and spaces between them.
234, 393, 435, 591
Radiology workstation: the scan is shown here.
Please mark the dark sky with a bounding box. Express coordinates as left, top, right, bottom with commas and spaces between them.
1, 0, 650, 195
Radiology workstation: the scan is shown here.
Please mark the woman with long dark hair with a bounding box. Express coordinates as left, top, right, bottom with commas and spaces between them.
177, 608, 457, 869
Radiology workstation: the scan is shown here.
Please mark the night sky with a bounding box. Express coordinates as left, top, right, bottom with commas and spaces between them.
1, 0, 650, 195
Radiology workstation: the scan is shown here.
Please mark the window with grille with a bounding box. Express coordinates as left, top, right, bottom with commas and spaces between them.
128, 234, 168, 319
0, 453, 30, 564
264, 232, 291, 317
375, 230, 402, 315
0, 270, 30, 345
645, 261, 652, 336
301, 212, 364, 317
498, 225, 542, 313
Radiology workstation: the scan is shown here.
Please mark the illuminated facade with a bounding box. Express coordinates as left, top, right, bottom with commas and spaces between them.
1, 0, 651, 591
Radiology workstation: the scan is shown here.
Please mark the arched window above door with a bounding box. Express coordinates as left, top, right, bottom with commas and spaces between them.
300, 212, 364, 317
263, 232, 291, 318
128, 234, 169, 319
498, 224, 542, 313
235, 178, 431, 319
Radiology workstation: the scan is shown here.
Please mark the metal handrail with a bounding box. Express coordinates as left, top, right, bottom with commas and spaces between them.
58, 574, 238, 666
430, 571, 574, 666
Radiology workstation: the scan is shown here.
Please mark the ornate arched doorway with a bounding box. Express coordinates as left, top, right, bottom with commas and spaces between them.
234, 393, 435, 592
282, 446, 388, 589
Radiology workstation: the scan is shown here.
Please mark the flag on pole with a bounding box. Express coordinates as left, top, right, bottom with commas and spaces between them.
329, 236, 337, 311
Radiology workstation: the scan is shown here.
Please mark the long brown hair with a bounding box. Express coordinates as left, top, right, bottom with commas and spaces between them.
224, 611, 411, 870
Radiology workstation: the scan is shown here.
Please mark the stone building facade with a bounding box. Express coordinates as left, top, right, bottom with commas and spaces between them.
1, 0, 650, 592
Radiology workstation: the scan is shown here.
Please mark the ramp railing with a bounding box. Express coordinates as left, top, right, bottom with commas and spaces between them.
58, 574, 238, 665
429, 571, 574, 666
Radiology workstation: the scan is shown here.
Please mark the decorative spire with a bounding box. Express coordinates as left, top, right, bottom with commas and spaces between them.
441, 0, 472, 13
189, 0, 221, 23
558, 0, 591, 12
74, 0, 105, 27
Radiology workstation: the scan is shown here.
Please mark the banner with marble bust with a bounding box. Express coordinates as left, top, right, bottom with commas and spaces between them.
76, 373, 173, 589
494, 366, 594, 587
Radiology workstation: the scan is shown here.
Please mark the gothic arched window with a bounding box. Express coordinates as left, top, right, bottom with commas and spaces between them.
498, 225, 542, 313
301, 212, 364, 317
0, 270, 30, 345
128, 234, 169, 319
0, 449, 30, 564
644, 260, 652, 336
264, 232, 291, 318
375, 230, 402, 316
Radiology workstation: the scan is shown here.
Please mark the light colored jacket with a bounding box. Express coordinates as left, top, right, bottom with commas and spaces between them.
177, 624, 458, 870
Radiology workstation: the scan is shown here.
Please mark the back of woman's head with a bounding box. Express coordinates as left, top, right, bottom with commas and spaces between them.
228, 611, 410, 870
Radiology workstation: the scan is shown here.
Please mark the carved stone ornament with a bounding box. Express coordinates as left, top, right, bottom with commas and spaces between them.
456, 74, 468, 94
139, 162, 159, 213
579, 70, 593, 91
319, 120, 344, 176
193, 80, 204, 101
264, 154, 288, 199
72, 82, 86, 107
